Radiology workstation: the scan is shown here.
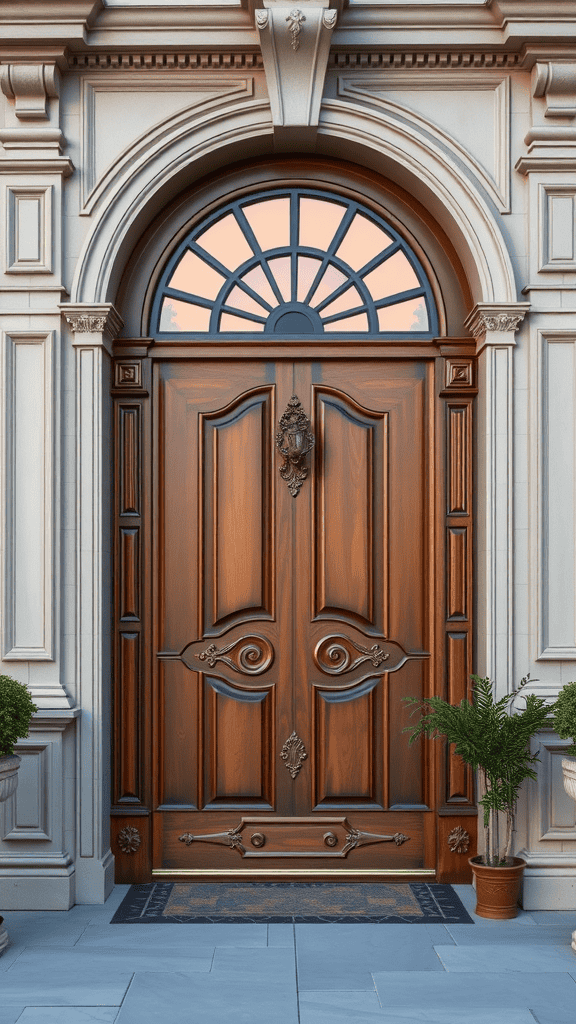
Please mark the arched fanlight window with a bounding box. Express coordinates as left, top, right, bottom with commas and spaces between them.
151, 188, 438, 337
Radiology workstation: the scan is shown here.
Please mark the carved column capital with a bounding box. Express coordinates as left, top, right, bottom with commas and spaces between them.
0, 65, 59, 121
534, 62, 576, 119
464, 303, 530, 350
60, 303, 123, 352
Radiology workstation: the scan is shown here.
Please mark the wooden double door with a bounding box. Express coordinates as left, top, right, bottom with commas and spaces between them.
111, 349, 477, 881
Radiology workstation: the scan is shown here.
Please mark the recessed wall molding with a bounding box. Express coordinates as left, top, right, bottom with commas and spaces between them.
539, 184, 576, 271
5, 185, 52, 275
338, 74, 511, 213
537, 331, 576, 660
0, 332, 54, 661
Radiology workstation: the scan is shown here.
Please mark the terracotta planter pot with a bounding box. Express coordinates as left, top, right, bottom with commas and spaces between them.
0, 755, 20, 803
468, 856, 526, 919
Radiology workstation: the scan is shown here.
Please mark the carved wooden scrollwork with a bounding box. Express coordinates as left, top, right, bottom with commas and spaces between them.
342, 828, 410, 856
117, 825, 142, 854
314, 635, 391, 675
276, 395, 314, 497
447, 826, 470, 854
280, 731, 307, 779
192, 635, 274, 675
179, 824, 245, 854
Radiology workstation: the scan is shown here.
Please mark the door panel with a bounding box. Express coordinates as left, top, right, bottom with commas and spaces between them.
112, 347, 477, 881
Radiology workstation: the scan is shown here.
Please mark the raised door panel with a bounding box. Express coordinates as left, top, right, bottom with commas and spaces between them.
203, 677, 275, 808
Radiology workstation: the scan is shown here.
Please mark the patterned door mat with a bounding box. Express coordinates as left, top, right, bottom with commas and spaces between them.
111, 882, 473, 924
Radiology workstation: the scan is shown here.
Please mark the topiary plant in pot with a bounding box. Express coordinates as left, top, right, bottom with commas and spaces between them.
0, 674, 37, 955
403, 674, 553, 919
0, 674, 37, 803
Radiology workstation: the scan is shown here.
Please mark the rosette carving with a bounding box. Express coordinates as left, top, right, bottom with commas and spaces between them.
447, 826, 470, 854
117, 825, 141, 854
314, 635, 391, 675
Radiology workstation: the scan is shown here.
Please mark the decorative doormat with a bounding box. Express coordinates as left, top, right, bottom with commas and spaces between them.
111, 882, 474, 924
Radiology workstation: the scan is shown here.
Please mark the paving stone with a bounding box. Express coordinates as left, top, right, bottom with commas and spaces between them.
446, 924, 575, 946
17, 1010, 119, 1024
0, 1010, 26, 1024
296, 926, 444, 990
77, 921, 267, 948
11, 946, 213, 973
115, 970, 299, 1024
299, 989, 384, 1023
435, 943, 576, 971
376, 1011, 537, 1023
268, 922, 295, 947
0, 963, 133, 1006
212, 945, 296, 976
371, 971, 576, 1010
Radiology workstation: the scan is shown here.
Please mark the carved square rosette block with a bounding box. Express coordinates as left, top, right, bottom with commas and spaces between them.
115, 361, 142, 389
444, 358, 474, 390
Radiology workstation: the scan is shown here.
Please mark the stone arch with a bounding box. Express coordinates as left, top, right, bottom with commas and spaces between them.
70, 96, 517, 313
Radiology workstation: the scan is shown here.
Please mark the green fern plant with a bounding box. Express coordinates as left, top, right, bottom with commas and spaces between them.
0, 675, 38, 758
551, 681, 576, 757
403, 675, 553, 866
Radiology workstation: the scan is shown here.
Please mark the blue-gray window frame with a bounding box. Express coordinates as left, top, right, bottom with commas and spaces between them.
150, 187, 439, 339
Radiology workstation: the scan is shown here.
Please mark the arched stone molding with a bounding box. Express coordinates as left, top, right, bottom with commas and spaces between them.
69, 94, 517, 311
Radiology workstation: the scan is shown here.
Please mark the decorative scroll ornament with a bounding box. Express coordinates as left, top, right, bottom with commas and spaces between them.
179, 824, 245, 854
342, 828, 410, 856
280, 731, 307, 778
286, 9, 305, 50
479, 314, 525, 332
315, 635, 390, 675
447, 826, 470, 854
117, 825, 141, 854
255, 9, 269, 29
276, 395, 315, 497
322, 9, 338, 29
65, 314, 108, 333
194, 635, 274, 675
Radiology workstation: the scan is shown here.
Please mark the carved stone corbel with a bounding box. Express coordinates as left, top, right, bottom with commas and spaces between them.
534, 63, 576, 119
254, 1, 342, 130
0, 65, 59, 121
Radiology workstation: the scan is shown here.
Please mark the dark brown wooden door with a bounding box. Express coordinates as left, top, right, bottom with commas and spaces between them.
149, 356, 439, 878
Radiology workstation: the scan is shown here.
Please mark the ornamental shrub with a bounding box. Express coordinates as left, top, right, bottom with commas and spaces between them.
0, 675, 38, 757
552, 681, 576, 757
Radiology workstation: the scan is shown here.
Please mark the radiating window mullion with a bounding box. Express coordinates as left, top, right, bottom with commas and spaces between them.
374, 286, 425, 310
290, 191, 298, 303
312, 275, 363, 314
219, 305, 267, 324
359, 240, 403, 278
188, 243, 234, 281
224, 279, 275, 314
234, 205, 285, 306
164, 286, 213, 309
301, 205, 356, 305
321, 303, 369, 325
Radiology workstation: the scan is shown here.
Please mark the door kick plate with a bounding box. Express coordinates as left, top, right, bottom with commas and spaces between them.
179, 817, 410, 858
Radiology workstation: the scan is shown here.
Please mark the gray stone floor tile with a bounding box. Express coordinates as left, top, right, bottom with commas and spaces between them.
115, 970, 299, 1024
295, 923, 439, 949
527, 910, 576, 925
77, 921, 267, 947
0, 1010, 26, 1024
0, 964, 133, 1005
446, 923, 575, 945
435, 943, 576, 971
530, 1008, 576, 1024
17, 1011, 119, 1023
268, 922, 295, 946
0, 913, 88, 946
371, 971, 576, 1009
377, 1011, 536, 1024
297, 933, 444, 991
212, 945, 296, 976
299, 989, 384, 1023
423, 924, 454, 944
11, 946, 213, 973
0, 941, 25, 970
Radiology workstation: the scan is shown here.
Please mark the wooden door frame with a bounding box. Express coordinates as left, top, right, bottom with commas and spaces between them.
110, 337, 477, 883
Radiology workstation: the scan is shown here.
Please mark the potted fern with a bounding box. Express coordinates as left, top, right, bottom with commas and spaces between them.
0, 674, 37, 955
551, 681, 576, 804
403, 674, 553, 918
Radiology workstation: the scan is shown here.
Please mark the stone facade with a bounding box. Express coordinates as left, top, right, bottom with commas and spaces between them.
1, 0, 575, 908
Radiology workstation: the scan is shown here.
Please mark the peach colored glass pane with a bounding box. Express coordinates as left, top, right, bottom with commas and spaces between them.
299, 197, 347, 252
240, 265, 279, 309
196, 212, 253, 271
321, 283, 363, 319
242, 197, 290, 253
324, 312, 369, 332
297, 256, 323, 302
220, 312, 265, 332
225, 285, 269, 317
309, 264, 348, 308
363, 251, 420, 301
168, 249, 225, 300
160, 298, 211, 332
335, 213, 393, 272
377, 296, 429, 332
268, 256, 291, 302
